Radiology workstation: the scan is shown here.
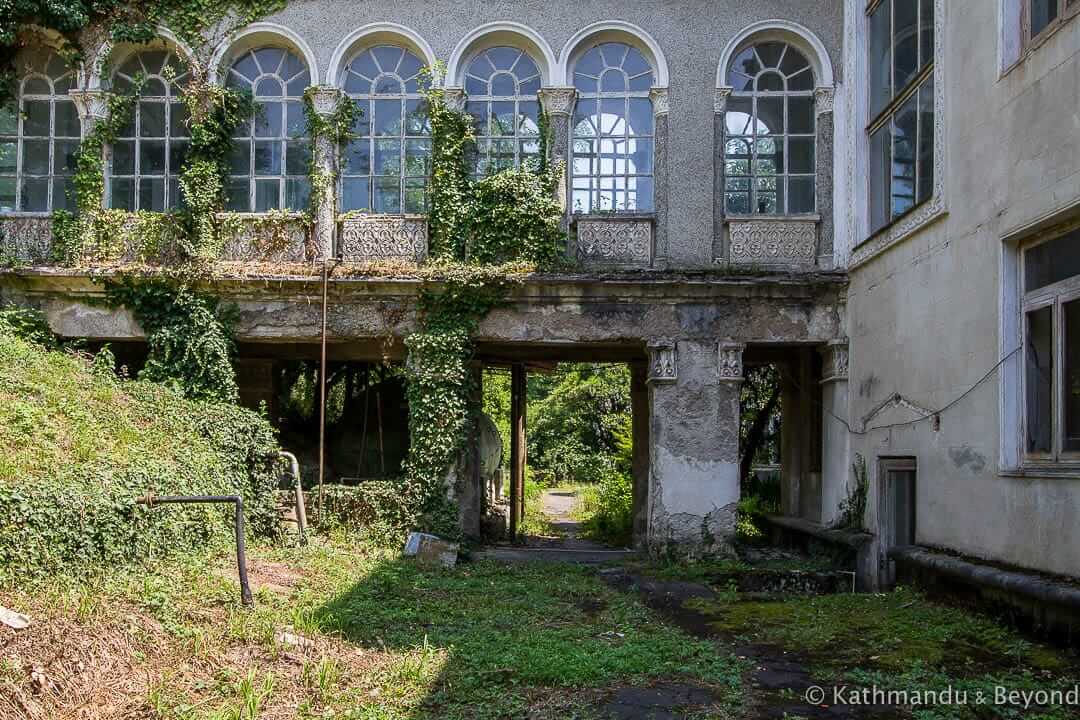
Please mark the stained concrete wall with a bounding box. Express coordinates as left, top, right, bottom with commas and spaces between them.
239, 0, 843, 268
845, 3, 1080, 578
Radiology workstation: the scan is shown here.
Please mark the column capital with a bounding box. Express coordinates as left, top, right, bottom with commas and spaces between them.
442, 87, 467, 112
649, 86, 670, 116
69, 89, 109, 121
714, 86, 732, 114
814, 86, 835, 115
538, 86, 577, 116
646, 340, 677, 383
819, 339, 849, 383
717, 342, 746, 383
306, 85, 344, 118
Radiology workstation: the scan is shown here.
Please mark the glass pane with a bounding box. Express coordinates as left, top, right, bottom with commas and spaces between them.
255, 179, 280, 211
405, 99, 430, 135
169, 140, 189, 173
341, 177, 370, 211
518, 101, 539, 136
139, 177, 165, 211
22, 139, 49, 174
490, 101, 516, 136
373, 99, 402, 136
404, 178, 427, 213
631, 176, 653, 212
895, 0, 919, 91
55, 101, 79, 136
465, 101, 487, 135
1031, 0, 1058, 36
254, 140, 282, 175
23, 101, 50, 136
344, 139, 371, 175
404, 138, 431, 176
254, 103, 283, 137
52, 178, 74, 211
920, 0, 934, 68
0, 141, 15, 172
726, 191, 750, 214
599, 98, 626, 136
573, 99, 597, 136
725, 97, 753, 135
0, 177, 15, 210
170, 102, 189, 137
1066, 299, 1080, 452
352, 101, 371, 136
870, 124, 890, 232
755, 176, 783, 214
870, 0, 892, 118
788, 97, 814, 135
916, 76, 934, 205
285, 177, 310, 210
373, 176, 401, 213
20, 177, 48, 211
757, 72, 784, 92
892, 94, 918, 219
285, 140, 311, 175
0, 106, 17, 135
374, 139, 401, 174
226, 178, 249, 211
140, 102, 166, 137
788, 176, 815, 213
54, 139, 78, 175
628, 98, 653, 136
1025, 306, 1053, 454
1024, 228, 1080, 292
286, 103, 306, 138
140, 140, 167, 174
110, 177, 134, 210
229, 142, 250, 175
788, 137, 815, 173
757, 97, 783, 135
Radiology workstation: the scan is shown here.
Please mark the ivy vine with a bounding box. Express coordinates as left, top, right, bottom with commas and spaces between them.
302, 87, 359, 224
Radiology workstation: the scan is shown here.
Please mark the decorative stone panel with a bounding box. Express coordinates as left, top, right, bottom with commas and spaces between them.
647, 341, 677, 383
218, 214, 310, 262
819, 339, 849, 383
0, 216, 53, 264
726, 217, 818, 268
339, 214, 427, 263
717, 342, 745, 382
575, 217, 653, 269
538, 87, 576, 116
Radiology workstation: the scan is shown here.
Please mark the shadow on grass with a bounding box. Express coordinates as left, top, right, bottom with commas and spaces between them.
312, 555, 742, 719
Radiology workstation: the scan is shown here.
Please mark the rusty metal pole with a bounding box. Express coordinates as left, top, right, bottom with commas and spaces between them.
317, 261, 330, 523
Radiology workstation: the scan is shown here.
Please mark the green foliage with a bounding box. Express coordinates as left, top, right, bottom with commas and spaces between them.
578, 467, 634, 546
104, 278, 239, 403
0, 303, 57, 349
423, 69, 475, 259
303, 87, 359, 217
836, 452, 869, 531
0, 330, 280, 580
468, 167, 564, 265
70, 83, 142, 219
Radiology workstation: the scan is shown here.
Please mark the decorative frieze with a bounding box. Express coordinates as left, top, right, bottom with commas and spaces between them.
647, 341, 677, 383
69, 89, 109, 122
714, 86, 732, 114
339, 214, 427, 263
218, 214, 310, 263
726, 217, 818, 267
814, 86, 835, 115
575, 217, 653, 268
306, 85, 343, 117
717, 342, 745, 382
649, 87, 669, 116
820, 340, 849, 383
0, 216, 54, 264
538, 87, 577, 116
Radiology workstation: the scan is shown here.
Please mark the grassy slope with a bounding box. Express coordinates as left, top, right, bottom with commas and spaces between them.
0, 332, 278, 576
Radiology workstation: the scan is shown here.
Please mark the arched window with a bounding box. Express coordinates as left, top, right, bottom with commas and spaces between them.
724, 42, 816, 215
225, 47, 310, 212
339, 45, 429, 213
570, 42, 654, 213
464, 47, 541, 176
109, 49, 190, 211
0, 49, 79, 212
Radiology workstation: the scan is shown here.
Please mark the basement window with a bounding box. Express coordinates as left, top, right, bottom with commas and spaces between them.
1022, 225, 1080, 461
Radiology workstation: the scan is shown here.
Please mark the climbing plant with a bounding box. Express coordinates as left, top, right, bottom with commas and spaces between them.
303, 87, 359, 224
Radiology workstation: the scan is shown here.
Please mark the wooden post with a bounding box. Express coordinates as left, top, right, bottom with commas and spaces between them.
630, 360, 650, 548
509, 363, 527, 543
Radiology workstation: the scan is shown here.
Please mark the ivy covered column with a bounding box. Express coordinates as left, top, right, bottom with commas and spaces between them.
537, 87, 576, 206
307, 86, 344, 260
646, 340, 743, 556
69, 90, 109, 210
649, 88, 670, 269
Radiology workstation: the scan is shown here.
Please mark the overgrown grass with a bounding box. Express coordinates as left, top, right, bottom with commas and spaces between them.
0, 539, 743, 719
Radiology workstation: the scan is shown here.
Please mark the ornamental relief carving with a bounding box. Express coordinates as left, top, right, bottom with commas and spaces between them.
307, 86, 343, 117
717, 343, 745, 382
647, 342, 677, 383
727, 219, 818, 265
820, 341, 849, 382
218, 215, 310, 263
538, 87, 577, 116
576, 219, 652, 268
0, 217, 54, 264
339, 215, 428, 263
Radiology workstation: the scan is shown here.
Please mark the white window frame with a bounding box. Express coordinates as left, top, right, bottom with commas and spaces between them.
1020, 225, 1080, 466
464, 46, 543, 178
1026, 0, 1080, 49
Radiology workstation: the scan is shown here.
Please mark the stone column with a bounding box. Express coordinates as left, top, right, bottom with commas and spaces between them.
819, 340, 850, 526
307, 86, 344, 261
69, 90, 109, 211
779, 347, 824, 521
537, 87, 576, 201
814, 87, 835, 268
630, 359, 650, 548
713, 87, 731, 261
649, 87, 669, 269
646, 339, 743, 556
442, 87, 466, 112
457, 363, 484, 539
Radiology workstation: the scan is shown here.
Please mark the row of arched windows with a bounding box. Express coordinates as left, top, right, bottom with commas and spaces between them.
0, 35, 821, 219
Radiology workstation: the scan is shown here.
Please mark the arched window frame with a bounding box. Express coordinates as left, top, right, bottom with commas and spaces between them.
463, 46, 542, 177
569, 41, 655, 214
0, 49, 79, 213
337, 44, 431, 214
224, 46, 311, 213
108, 48, 191, 212
723, 41, 817, 216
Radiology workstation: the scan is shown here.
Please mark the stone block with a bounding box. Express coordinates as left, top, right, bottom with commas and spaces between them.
404, 531, 458, 568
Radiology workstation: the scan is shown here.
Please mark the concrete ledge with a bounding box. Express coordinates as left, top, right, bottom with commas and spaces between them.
765, 514, 873, 549
892, 546, 1080, 646
764, 514, 876, 591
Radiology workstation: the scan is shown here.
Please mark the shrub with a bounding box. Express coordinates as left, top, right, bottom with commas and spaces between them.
580, 468, 634, 547
0, 330, 280, 580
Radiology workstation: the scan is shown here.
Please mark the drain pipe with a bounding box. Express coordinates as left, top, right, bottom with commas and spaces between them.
136, 494, 253, 607
278, 451, 307, 543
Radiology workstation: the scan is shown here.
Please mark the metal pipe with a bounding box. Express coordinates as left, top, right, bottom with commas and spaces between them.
318, 261, 329, 524
278, 451, 307, 543
136, 494, 253, 607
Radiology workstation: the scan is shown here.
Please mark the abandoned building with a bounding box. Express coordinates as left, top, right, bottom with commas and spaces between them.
1, 0, 1079, 626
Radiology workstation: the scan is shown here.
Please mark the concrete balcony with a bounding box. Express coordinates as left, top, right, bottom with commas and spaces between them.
572, 214, 654, 270
724, 215, 820, 270
337, 214, 428, 263
217, 213, 312, 263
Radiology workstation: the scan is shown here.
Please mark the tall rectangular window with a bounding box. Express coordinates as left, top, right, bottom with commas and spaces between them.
1022, 226, 1080, 462
866, 0, 935, 234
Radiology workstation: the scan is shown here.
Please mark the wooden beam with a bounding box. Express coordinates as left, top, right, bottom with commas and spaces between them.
509, 363, 527, 543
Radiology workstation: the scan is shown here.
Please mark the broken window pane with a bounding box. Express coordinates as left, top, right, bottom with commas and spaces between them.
1026, 306, 1054, 454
